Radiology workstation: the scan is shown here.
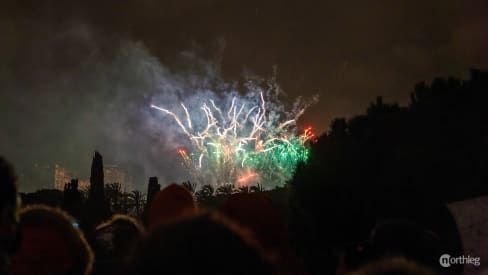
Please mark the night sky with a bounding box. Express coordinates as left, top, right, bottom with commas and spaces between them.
1, 0, 487, 191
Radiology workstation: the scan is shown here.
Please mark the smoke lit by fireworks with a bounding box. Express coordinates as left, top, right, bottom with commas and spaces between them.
151, 80, 316, 189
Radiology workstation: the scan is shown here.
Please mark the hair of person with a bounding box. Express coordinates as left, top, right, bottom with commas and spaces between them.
147, 183, 196, 228
368, 219, 441, 271
15, 205, 94, 275
94, 214, 145, 275
220, 193, 307, 275
127, 211, 277, 275
219, 193, 288, 251
96, 214, 144, 233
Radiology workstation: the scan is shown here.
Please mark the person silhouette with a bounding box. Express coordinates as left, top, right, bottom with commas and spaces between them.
126, 212, 277, 275
9, 205, 94, 275
0, 157, 19, 275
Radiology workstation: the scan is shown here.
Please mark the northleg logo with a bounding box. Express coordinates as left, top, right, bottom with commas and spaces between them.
440, 254, 451, 267
439, 254, 481, 268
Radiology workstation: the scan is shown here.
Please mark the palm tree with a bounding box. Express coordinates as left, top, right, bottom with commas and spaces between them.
117, 191, 127, 214
79, 186, 90, 201
128, 190, 146, 218
238, 186, 250, 194
181, 181, 197, 195
195, 184, 215, 201
215, 184, 235, 196
105, 182, 122, 213
250, 184, 265, 193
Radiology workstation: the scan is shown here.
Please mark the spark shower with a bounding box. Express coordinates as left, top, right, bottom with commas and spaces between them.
151, 80, 316, 189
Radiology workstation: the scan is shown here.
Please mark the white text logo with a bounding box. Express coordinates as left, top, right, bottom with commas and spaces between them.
439, 254, 480, 268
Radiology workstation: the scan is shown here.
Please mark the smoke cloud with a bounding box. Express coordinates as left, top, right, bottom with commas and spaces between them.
0, 22, 311, 191
2, 0, 487, 191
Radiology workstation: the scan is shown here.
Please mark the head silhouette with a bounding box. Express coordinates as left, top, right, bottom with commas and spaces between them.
147, 183, 196, 228
220, 193, 287, 251
93, 214, 144, 275
9, 205, 94, 275
368, 220, 441, 272
220, 193, 306, 275
0, 157, 19, 272
127, 211, 276, 275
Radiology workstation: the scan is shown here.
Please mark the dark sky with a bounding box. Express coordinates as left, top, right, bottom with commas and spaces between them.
1, 0, 487, 190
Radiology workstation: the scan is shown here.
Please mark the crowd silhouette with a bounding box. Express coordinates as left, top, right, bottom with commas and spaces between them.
2, 69, 488, 274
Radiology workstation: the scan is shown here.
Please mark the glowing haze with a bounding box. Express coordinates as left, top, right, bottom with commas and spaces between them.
150, 79, 317, 189
0, 22, 320, 191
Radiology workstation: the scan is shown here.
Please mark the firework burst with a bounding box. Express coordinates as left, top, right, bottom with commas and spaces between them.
151, 81, 315, 189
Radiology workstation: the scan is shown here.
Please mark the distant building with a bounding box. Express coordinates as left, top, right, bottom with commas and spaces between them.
104, 165, 133, 190
54, 165, 90, 190
53, 164, 132, 191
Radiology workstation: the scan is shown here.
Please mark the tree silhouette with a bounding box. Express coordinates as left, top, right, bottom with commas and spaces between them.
181, 181, 197, 195
20, 189, 63, 207
216, 184, 235, 196
195, 184, 215, 202
146, 177, 160, 207
128, 190, 146, 218
289, 69, 488, 275
61, 179, 84, 219
143, 176, 161, 225
84, 151, 111, 226
238, 186, 250, 194
105, 182, 125, 213
250, 184, 265, 193
79, 185, 90, 201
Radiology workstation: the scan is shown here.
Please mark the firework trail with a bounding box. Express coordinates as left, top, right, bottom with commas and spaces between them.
151, 80, 316, 189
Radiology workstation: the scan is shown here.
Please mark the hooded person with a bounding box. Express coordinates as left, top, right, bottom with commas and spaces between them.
147, 183, 196, 228
0, 157, 19, 275
9, 205, 94, 275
